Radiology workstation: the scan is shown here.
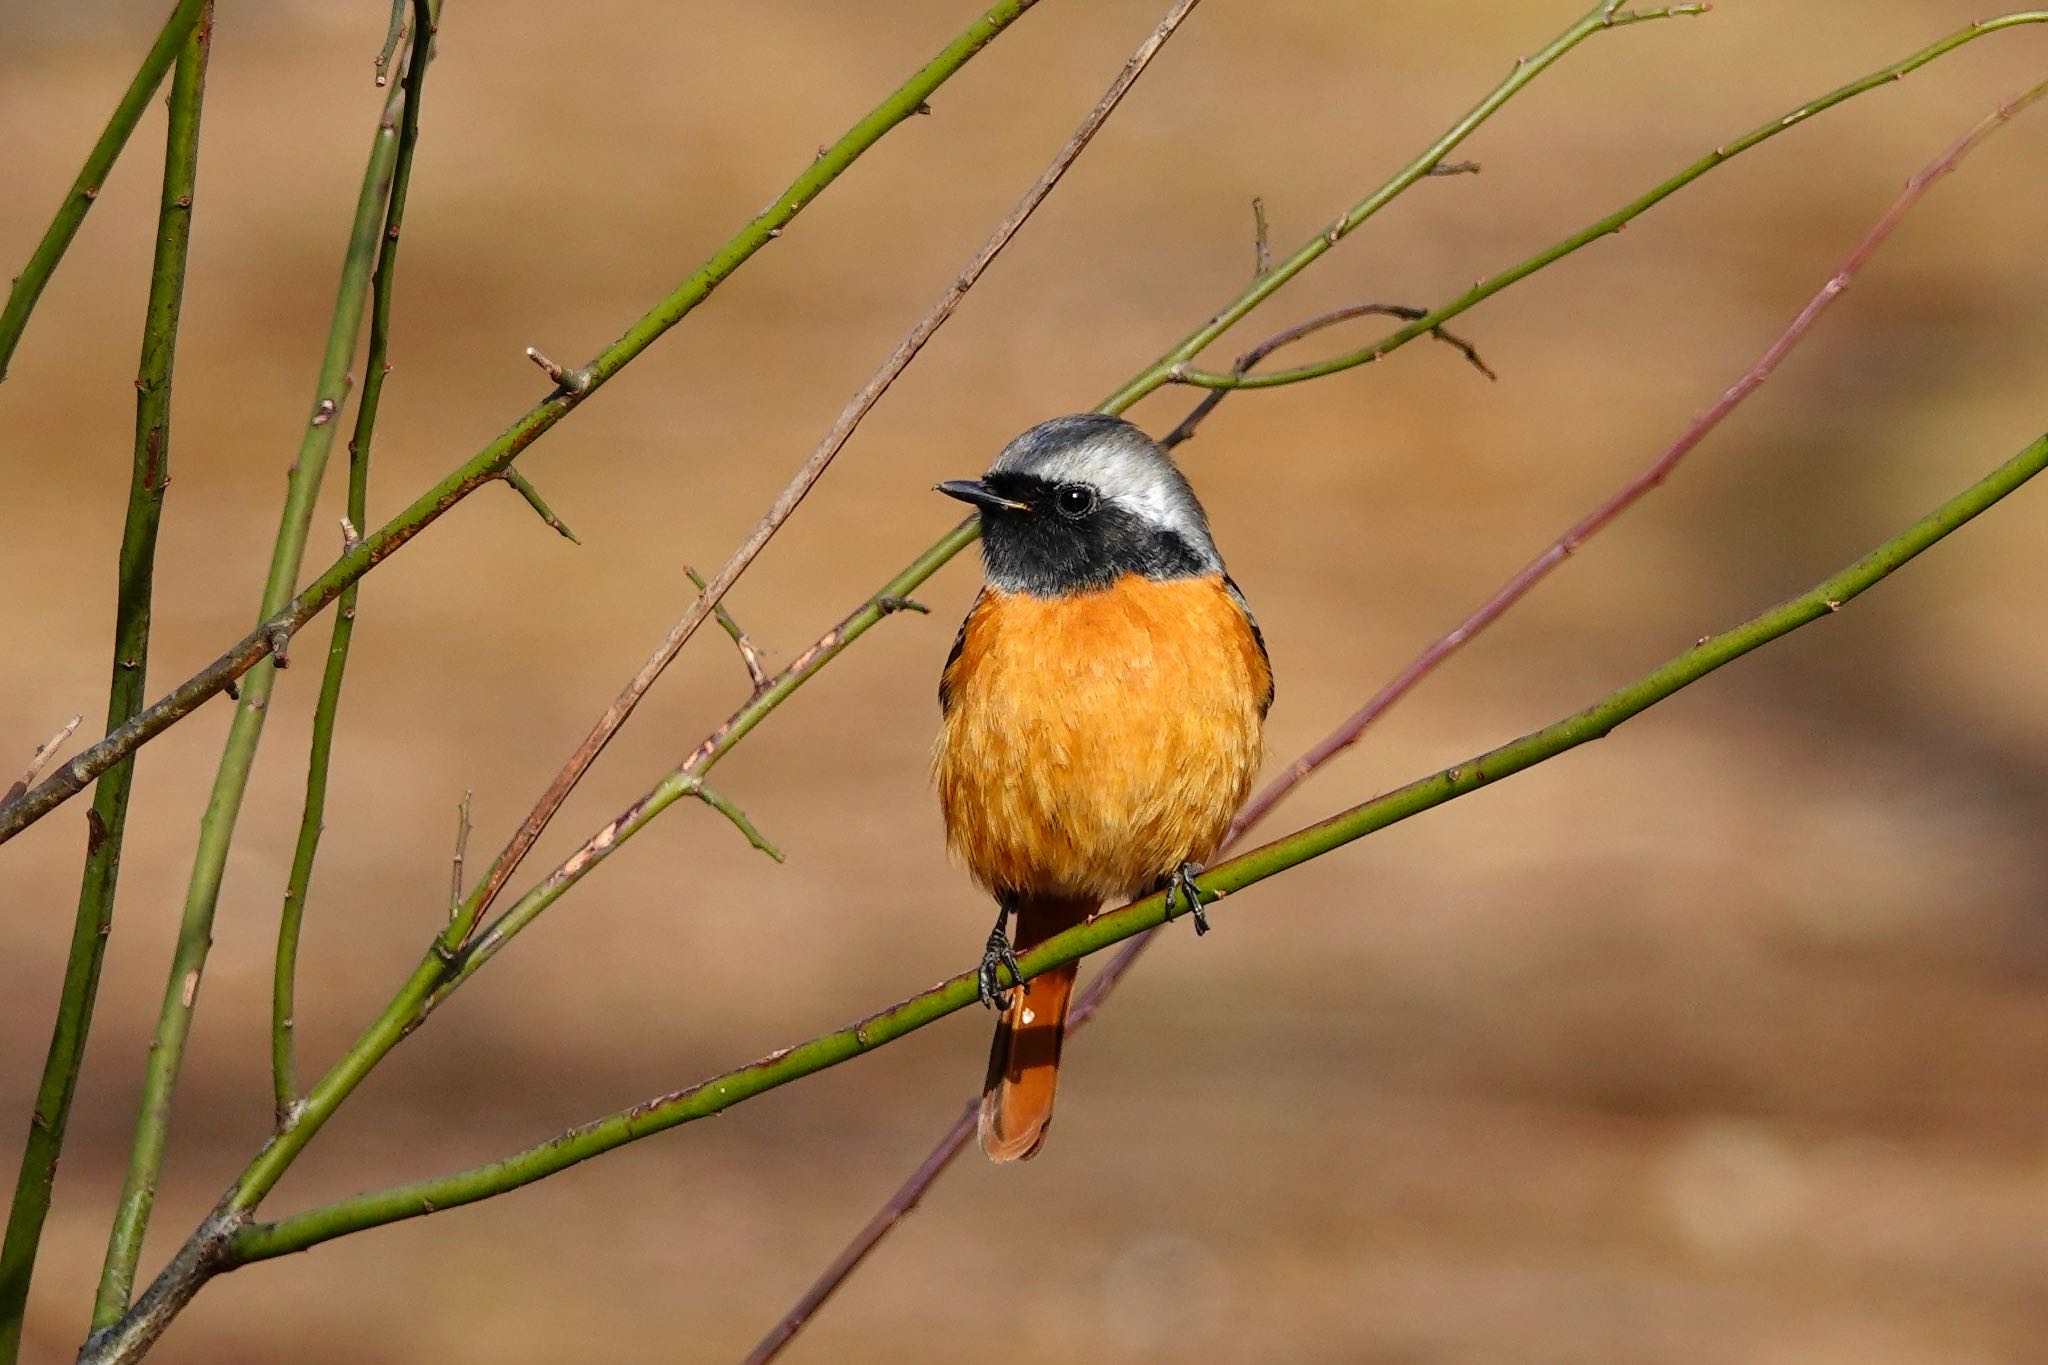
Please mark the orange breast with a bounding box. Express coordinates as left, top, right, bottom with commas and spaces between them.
935, 573, 1269, 902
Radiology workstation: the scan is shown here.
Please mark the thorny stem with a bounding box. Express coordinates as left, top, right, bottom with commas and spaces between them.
0, 9, 212, 1359
270, 0, 439, 1130
0, 0, 1051, 849
0, 0, 209, 382
90, 5, 435, 1328
227, 424, 2048, 1263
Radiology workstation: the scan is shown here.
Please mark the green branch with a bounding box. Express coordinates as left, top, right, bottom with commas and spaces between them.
227, 426, 2048, 1261
1175, 9, 2048, 395
270, 0, 438, 1130
0, 0, 208, 382
1097, 0, 1707, 414
0, 9, 213, 1360
88, 8, 438, 1326
0, 0, 1049, 849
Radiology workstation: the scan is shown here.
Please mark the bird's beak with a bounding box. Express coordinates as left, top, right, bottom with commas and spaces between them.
935, 479, 1029, 513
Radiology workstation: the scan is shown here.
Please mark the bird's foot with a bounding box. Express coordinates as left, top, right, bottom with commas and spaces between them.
1165, 861, 1211, 936
978, 922, 1024, 1009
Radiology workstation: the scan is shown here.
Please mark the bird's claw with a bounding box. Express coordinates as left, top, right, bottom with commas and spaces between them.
1166, 861, 1211, 936
978, 927, 1023, 1009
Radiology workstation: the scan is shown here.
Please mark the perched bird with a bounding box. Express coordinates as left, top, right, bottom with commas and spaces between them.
933, 414, 1273, 1161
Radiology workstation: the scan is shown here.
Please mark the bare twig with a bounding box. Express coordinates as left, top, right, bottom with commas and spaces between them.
455, 0, 1210, 944
687, 566, 771, 692
1161, 301, 1494, 450
738, 79, 2048, 1357
1250, 196, 1270, 277
4, 715, 83, 806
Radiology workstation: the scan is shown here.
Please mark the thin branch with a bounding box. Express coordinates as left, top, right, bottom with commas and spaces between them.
739, 79, 2048, 1354
222, 421, 2048, 1268
269, 0, 437, 1133
2, 715, 83, 807
452, 0, 1208, 947
1250, 197, 1270, 277
500, 467, 581, 544
1097, 0, 1706, 414
1171, 15, 2048, 396
0, 9, 211, 1357
687, 566, 771, 692
9, 6, 2045, 849
0, 0, 209, 382
740, 1103, 979, 1365
0, 0, 1055, 849
92, 3, 430, 1326
372, 0, 407, 86
1161, 301, 1495, 451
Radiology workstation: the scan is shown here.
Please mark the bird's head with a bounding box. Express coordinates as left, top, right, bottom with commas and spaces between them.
936, 414, 1222, 597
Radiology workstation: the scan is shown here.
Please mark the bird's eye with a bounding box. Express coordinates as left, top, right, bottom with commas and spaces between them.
1054, 485, 1096, 519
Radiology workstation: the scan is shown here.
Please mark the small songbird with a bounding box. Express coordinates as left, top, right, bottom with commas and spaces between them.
933, 414, 1273, 1162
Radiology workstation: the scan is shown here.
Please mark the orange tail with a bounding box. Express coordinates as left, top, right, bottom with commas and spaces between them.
979, 895, 1094, 1162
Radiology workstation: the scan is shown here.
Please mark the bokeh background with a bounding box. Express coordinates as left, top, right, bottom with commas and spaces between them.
4, 2, 2048, 1361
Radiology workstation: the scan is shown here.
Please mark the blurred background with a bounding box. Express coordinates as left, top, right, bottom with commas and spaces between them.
4, 2, 2047, 1361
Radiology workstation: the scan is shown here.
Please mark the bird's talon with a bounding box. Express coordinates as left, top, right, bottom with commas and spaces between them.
1167, 862, 1211, 936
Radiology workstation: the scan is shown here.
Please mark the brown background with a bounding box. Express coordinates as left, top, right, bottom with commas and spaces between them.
4, 2, 2048, 1361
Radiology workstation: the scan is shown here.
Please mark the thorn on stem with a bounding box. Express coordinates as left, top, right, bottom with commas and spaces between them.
689, 780, 783, 863
686, 567, 772, 693
500, 468, 581, 544
525, 346, 591, 394
1426, 159, 1482, 176
450, 790, 473, 917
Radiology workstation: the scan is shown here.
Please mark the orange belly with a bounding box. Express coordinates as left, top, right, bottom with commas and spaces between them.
935, 573, 1269, 902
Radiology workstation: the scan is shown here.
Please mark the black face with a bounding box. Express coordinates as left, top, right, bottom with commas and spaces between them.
960, 471, 1208, 597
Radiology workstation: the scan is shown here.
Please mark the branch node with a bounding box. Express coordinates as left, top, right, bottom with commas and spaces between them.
877, 595, 929, 616
339, 515, 361, 553
265, 625, 291, 669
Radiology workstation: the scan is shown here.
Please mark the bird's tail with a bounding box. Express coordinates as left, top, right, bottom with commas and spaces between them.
979, 894, 1095, 1162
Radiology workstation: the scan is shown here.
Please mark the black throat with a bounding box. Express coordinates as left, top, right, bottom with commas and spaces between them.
976, 472, 1210, 598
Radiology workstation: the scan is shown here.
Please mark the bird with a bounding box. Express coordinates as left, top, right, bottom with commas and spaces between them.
932, 413, 1273, 1162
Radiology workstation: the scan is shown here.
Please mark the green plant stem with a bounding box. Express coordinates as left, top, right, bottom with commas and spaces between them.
0, 11, 212, 1360
270, 0, 437, 1131
1175, 9, 2048, 395
1095, 0, 1707, 415
87, 13, 434, 1328
0, 0, 1048, 850
224, 425, 2048, 1261
0, 0, 208, 382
